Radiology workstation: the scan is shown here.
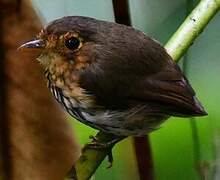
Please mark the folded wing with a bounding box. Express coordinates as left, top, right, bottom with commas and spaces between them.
130, 63, 207, 117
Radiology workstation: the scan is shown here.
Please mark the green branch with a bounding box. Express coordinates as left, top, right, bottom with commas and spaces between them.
74, 132, 116, 180
73, 0, 220, 179
165, 0, 220, 61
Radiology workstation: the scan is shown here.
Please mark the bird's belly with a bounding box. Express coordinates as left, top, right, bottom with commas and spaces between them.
50, 85, 168, 136
80, 109, 168, 136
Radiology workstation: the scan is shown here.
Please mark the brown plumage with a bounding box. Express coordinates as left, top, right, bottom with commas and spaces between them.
19, 16, 207, 137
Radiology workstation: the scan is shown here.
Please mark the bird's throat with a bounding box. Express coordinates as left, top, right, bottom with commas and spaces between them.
43, 54, 95, 109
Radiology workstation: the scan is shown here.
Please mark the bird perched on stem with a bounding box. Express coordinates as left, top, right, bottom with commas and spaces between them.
18, 16, 207, 145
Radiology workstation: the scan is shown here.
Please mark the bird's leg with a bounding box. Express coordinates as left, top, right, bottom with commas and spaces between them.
85, 135, 123, 149
83, 133, 125, 167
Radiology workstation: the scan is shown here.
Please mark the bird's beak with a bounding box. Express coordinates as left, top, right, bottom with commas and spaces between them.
18, 39, 45, 51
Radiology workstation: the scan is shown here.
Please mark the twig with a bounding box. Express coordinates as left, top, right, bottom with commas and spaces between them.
165, 0, 220, 61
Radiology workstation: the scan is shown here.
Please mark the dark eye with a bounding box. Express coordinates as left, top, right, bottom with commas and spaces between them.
65, 37, 80, 50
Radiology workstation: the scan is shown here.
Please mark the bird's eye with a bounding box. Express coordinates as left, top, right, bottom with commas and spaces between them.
65, 37, 81, 50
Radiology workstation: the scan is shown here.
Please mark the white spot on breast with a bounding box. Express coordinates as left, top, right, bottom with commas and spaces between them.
63, 98, 73, 109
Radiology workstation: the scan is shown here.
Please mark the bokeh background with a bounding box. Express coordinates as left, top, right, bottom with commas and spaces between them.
1, 0, 220, 180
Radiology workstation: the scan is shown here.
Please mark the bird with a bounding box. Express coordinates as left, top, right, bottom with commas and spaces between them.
18, 16, 207, 145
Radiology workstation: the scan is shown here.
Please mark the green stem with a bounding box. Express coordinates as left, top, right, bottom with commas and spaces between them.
74, 0, 220, 179
75, 132, 116, 180
165, 0, 220, 61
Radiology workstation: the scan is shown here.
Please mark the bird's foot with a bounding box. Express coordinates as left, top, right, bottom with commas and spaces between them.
82, 135, 124, 168
83, 135, 123, 150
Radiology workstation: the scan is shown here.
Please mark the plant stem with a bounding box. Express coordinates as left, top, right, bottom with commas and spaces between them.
74, 0, 220, 179
74, 132, 116, 180
165, 0, 220, 61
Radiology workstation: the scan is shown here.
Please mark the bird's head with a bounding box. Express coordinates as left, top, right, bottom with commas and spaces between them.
18, 16, 109, 74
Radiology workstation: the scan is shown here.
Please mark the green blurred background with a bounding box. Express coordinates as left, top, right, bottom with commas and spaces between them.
31, 0, 220, 179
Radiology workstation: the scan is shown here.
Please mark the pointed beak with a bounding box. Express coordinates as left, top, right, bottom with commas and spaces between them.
18, 39, 45, 51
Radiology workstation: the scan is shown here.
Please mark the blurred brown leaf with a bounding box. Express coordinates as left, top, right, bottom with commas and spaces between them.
0, 0, 80, 179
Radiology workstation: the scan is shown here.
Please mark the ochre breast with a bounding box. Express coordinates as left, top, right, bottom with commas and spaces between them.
45, 53, 95, 108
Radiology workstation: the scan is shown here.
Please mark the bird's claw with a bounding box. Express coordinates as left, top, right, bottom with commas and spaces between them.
87, 135, 120, 149
82, 135, 125, 168
82, 135, 111, 151
106, 151, 113, 169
